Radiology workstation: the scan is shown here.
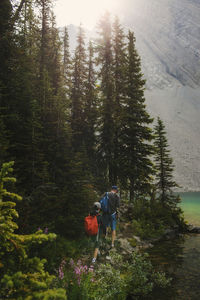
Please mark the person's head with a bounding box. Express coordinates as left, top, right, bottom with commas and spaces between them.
94, 202, 101, 211
111, 185, 118, 193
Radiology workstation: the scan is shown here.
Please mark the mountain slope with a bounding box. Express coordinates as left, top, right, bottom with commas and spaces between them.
145, 86, 200, 191
122, 0, 200, 88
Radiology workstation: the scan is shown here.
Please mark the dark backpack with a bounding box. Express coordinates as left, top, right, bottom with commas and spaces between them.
100, 192, 110, 213
84, 215, 99, 236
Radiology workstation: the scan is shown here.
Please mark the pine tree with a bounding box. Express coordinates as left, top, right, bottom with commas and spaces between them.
96, 12, 115, 188
84, 41, 98, 174
0, 0, 40, 192
120, 31, 154, 201
0, 161, 66, 299
63, 26, 72, 97
154, 117, 179, 208
34, 0, 70, 186
0, 0, 13, 164
112, 17, 127, 185
70, 25, 87, 150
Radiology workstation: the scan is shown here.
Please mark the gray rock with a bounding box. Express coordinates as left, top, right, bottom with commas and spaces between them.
187, 225, 200, 233
118, 238, 134, 254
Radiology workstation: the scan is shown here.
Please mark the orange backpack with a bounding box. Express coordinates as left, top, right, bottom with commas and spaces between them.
84, 215, 99, 236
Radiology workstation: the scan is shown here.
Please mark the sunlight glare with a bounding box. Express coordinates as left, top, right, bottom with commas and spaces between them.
54, 0, 120, 29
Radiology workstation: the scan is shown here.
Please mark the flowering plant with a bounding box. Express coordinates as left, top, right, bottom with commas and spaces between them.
57, 258, 96, 299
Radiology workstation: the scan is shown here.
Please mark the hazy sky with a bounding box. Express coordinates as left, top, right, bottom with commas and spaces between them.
53, 0, 125, 29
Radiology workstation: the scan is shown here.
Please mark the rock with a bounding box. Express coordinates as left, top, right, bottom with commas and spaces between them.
141, 242, 154, 249
164, 228, 179, 239
118, 238, 134, 254
133, 235, 141, 243
106, 256, 111, 261
187, 225, 200, 233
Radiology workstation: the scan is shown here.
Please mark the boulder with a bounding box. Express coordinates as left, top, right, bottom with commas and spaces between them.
118, 238, 135, 254
187, 225, 200, 234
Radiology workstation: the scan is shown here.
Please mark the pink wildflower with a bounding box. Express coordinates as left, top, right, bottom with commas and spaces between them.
77, 259, 82, 266
58, 266, 64, 279
69, 258, 74, 266
74, 266, 81, 275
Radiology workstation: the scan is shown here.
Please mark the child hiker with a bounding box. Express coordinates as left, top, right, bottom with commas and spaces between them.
89, 202, 105, 266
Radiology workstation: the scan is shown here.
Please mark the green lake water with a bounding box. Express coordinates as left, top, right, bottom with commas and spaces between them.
179, 192, 200, 226
145, 192, 200, 300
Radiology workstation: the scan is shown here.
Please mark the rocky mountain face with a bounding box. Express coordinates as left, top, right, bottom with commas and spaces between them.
123, 0, 200, 191
123, 0, 200, 89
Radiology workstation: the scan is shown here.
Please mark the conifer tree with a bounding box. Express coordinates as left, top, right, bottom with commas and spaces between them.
71, 25, 88, 150
35, 0, 70, 186
63, 26, 72, 97
112, 17, 127, 185
96, 12, 115, 188
0, 161, 66, 299
38, 0, 51, 80
154, 117, 179, 208
84, 41, 98, 173
0, 0, 40, 192
120, 31, 154, 201
0, 0, 13, 164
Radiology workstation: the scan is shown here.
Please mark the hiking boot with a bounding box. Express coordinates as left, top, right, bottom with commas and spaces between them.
91, 257, 96, 264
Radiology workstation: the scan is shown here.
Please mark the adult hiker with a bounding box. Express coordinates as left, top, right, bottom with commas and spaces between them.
100, 186, 120, 248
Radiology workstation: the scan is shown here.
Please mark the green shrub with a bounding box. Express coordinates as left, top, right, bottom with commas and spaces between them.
94, 253, 127, 300
128, 237, 138, 247
0, 162, 67, 299
31, 235, 87, 273
125, 252, 171, 298
132, 218, 165, 239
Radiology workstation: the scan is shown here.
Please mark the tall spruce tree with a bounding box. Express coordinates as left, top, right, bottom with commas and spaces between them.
0, 0, 13, 164
35, 0, 70, 186
62, 26, 72, 98
84, 41, 98, 174
96, 12, 115, 188
120, 31, 154, 201
154, 117, 179, 208
112, 17, 127, 185
0, 0, 40, 192
70, 25, 87, 150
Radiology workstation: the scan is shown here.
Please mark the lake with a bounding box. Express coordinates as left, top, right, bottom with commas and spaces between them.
146, 192, 200, 300
179, 192, 200, 226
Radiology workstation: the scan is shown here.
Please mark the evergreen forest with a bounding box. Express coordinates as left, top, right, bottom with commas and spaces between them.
0, 1, 185, 299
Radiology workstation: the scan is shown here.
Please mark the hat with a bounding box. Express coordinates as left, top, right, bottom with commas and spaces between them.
94, 202, 101, 209
112, 185, 118, 191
